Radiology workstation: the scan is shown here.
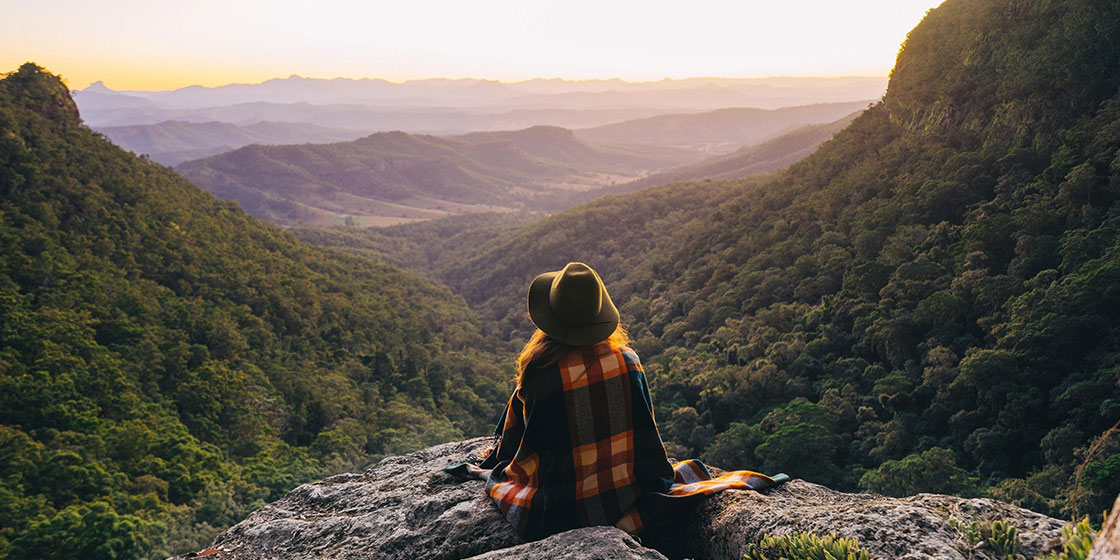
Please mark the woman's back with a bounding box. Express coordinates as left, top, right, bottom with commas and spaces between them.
446, 262, 784, 545
485, 341, 674, 538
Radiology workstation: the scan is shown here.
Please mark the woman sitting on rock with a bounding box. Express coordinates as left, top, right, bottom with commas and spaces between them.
448, 262, 786, 546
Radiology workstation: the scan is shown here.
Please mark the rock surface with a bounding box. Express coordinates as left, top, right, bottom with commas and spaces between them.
688, 480, 1063, 560
171, 438, 1069, 560
175, 438, 523, 560
463, 526, 667, 560
1089, 493, 1120, 560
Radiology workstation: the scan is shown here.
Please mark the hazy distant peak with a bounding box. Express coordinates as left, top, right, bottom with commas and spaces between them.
695, 83, 729, 91
465, 79, 510, 91
83, 80, 115, 93
354, 130, 415, 142
512, 125, 576, 139
174, 84, 210, 92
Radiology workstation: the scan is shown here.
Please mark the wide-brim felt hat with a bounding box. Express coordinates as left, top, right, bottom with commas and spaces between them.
527, 262, 619, 346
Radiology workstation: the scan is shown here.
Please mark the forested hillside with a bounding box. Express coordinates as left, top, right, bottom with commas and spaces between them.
634, 0, 1120, 517
617, 112, 860, 192
304, 0, 1120, 519
573, 101, 870, 152
294, 180, 756, 338
0, 64, 511, 559
176, 125, 699, 226
292, 114, 864, 251
96, 120, 368, 165
292, 211, 544, 282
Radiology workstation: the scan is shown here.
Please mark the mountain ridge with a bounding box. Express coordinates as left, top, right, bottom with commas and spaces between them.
297, 0, 1120, 522
94, 120, 371, 165
76, 75, 887, 111
606, 111, 862, 195
0, 62, 511, 559
175, 125, 703, 226
573, 101, 871, 152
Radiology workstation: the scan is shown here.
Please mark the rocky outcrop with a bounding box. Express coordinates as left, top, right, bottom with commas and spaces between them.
1089, 494, 1120, 560
688, 479, 1062, 559
171, 438, 1069, 560
174, 439, 523, 560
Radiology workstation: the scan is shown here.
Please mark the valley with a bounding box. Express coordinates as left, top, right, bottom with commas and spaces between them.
294, 0, 1120, 531
3, 0, 1120, 558
174, 126, 704, 226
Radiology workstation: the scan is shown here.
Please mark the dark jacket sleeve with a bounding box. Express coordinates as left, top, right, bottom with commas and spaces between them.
479, 390, 524, 469
625, 350, 675, 493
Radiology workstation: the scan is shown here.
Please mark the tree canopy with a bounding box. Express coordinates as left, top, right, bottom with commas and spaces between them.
303, 0, 1120, 519
0, 63, 512, 559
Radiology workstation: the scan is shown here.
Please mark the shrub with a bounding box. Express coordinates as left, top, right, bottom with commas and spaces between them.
744, 532, 873, 560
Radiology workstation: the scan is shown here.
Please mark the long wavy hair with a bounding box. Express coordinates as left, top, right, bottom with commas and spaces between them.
516, 324, 630, 386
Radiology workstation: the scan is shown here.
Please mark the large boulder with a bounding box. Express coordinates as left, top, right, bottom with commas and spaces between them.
688, 480, 1063, 559
173, 438, 523, 560
171, 438, 1068, 560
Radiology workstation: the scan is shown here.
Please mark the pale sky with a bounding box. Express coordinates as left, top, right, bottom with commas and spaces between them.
1, 0, 945, 91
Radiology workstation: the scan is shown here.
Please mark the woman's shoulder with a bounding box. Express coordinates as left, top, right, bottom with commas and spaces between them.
593, 342, 643, 369
617, 346, 641, 364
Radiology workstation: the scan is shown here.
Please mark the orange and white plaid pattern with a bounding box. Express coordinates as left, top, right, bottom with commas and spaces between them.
446, 342, 784, 541
558, 346, 627, 391
573, 431, 636, 499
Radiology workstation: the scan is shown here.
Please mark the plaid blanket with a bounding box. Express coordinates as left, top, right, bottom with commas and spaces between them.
447, 342, 784, 540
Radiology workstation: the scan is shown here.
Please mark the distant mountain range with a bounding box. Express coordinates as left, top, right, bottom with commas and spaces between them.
292, 0, 1120, 526
91, 101, 868, 169
81, 102, 681, 133
0, 63, 513, 560
72, 76, 886, 133
573, 102, 869, 152
96, 120, 370, 165
76, 75, 886, 111
617, 111, 861, 190
531, 113, 862, 210
172, 102, 870, 225
175, 125, 702, 226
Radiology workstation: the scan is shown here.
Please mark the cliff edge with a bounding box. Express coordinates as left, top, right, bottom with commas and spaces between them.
169, 438, 1077, 560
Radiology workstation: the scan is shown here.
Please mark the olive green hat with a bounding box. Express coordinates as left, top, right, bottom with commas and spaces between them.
527, 262, 619, 346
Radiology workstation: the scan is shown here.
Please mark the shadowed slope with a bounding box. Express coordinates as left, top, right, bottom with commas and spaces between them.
0, 63, 511, 559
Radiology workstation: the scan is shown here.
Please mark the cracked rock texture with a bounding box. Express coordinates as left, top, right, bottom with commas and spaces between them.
171, 437, 1069, 560
688, 480, 1064, 560
1089, 494, 1120, 560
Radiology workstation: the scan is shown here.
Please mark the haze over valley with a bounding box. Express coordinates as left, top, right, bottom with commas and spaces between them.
81, 76, 876, 224
174, 126, 700, 226
5, 1, 1119, 559
73, 75, 885, 127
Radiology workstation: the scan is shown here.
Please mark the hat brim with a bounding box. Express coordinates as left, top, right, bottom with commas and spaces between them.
527, 270, 620, 346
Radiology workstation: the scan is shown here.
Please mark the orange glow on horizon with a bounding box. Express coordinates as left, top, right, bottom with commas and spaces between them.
8, 56, 893, 93
3, 0, 943, 92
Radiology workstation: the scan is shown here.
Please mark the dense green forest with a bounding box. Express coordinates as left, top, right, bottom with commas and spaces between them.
4, 0, 1120, 558
0, 64, 512, 559
303, 0, 1120, 521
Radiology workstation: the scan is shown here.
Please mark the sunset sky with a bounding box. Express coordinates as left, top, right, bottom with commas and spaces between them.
3, 0, 944, 91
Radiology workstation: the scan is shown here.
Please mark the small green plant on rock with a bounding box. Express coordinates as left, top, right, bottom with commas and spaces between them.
949, 508, 1023, 559
989, 520, 1022, 558
1036, 516, 1100, 560
948, 509, 1106, 560
744, 532, 874, 560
